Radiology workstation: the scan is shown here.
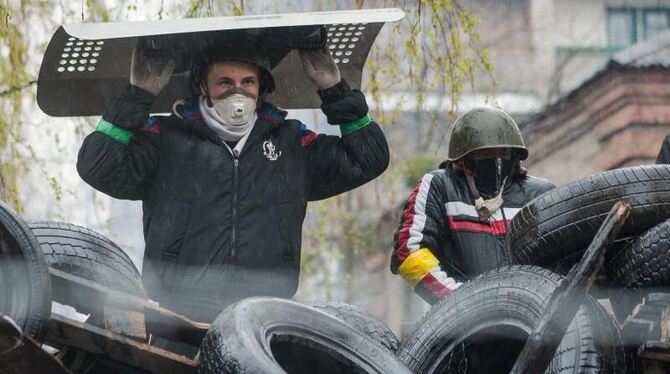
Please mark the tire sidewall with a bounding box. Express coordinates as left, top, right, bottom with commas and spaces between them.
198, 297, 410, 374
0, 201, 52, 342
397, 265, 623, 373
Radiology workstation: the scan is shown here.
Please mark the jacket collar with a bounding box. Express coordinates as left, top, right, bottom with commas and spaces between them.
256, 102, 288, 126
174, 98, 288, 152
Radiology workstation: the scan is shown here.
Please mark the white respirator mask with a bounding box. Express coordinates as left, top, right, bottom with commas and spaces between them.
210, 88, 257, 126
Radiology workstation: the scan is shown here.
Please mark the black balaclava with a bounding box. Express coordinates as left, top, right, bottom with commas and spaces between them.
465, 157, 516, 197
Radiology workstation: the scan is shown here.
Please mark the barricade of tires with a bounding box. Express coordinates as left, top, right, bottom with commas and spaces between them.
0, 203, 408, 372
4, 165, 670, 373
509, 165, 670, 323
509, 165, 670, 270
395, 266, 626, 373
384, 165, 670, 374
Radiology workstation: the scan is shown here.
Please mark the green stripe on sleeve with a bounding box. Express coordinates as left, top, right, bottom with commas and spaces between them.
95, 118, 133, 145
339, 114, 372, 136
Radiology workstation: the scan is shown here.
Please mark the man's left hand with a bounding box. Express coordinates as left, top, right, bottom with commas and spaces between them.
299, 47, 341, 90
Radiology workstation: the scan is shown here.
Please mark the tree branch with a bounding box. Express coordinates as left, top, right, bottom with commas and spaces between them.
0, 80, 36, 97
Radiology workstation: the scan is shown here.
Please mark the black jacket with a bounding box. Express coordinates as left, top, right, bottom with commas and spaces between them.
390, 167, 554, 304
77, 83, 389, 321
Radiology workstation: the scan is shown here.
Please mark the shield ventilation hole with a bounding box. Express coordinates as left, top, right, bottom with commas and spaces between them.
57, 37, 103, 73
327, 23, 366, 64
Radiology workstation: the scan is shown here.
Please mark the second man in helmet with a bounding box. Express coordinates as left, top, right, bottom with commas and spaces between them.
390, 107, 554, 304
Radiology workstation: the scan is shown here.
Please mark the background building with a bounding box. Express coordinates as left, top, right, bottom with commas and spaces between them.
524, 32, 670, 184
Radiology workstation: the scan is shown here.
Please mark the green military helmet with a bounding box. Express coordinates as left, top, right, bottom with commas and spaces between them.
447, 107, 528, 161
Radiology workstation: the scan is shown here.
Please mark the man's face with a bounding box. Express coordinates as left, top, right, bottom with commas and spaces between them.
463, 147, 518, 197
201, 60, 261, 99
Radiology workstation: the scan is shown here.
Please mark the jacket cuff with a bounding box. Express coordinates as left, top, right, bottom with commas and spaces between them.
340, 114, 372, 135
123, 84, 157, 106
96, 118, 133, 145
414, 275, 455, 305
317, 79, 351, 104
101, 84, 156, 129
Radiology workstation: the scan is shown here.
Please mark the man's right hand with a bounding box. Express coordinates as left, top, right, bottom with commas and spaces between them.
129, 44, 175, 96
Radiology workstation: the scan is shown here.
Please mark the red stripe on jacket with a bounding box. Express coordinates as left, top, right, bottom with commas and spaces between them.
395, 182, 422, 263
447, 216, 510, 236
301, 131, 317, 147
419, 273, 453, 298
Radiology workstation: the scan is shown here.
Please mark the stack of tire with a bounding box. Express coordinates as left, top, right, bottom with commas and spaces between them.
390, 165, 670, 373
0, 201, 409, 372
30, 225, 409, 372
509, 164, 670, 372
394, 266, 626, 373
508, 164, 670, 323
28, 222, 407, 372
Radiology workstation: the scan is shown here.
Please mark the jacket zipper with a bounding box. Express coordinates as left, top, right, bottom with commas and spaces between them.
220, 140, 240, 260
231, 153, 239, 259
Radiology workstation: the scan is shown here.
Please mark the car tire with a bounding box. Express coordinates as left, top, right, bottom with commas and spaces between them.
309, 301, 399, 352
396, 265, 626, 373
28, 221, 144, 298
28, 221, 146, 372
197, 297, 411, 374
510, 165, 670, 267
606, 218, 670, 321
0, 201, 52, 342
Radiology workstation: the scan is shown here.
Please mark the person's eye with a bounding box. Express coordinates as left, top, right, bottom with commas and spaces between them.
220, 80, 233, 87
243, 79, 256, 86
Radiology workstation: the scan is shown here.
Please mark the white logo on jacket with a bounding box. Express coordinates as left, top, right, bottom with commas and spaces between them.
263, 139, 281, 161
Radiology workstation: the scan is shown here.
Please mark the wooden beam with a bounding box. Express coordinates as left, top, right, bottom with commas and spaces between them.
45, 314, 196, 374
104, 307, 147, 340
510, 201, 630, 374
639, 341, 670, 362
49, 268, 209, 346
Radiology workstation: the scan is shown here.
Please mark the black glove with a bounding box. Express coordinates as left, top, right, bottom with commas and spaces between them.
102, 84, 156, 130
319, 80, 369, 125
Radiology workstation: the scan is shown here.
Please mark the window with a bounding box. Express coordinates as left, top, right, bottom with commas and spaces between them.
608, 9, 636, 47
607, 7, 670, 48
644, 9, 670, 39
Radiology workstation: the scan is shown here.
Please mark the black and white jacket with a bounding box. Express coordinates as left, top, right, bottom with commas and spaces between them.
390, 167, 554, 304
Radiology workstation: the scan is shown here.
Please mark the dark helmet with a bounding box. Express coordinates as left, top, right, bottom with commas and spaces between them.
190, 39, 276, 95
447, 107, 528, 161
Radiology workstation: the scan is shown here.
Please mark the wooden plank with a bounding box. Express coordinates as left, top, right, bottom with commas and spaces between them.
0, 315, 70, 374
49, 268, 209, 346
639, 341, 670, 362
620, 293, 670, 345
0, 315, 21, 355
640, 358, 669, 374
661, 307, 670, 342
104, 307, 146, 340
646, 293, 670, 305
510, 201, 631, 374
45, 314, 196, 374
